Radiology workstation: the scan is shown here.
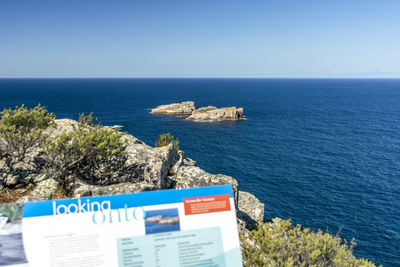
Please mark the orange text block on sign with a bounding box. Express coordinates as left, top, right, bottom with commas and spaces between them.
183, 194, 231, 215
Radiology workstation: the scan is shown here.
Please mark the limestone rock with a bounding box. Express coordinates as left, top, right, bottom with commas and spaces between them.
237, 191, 265, 230
123, 137, 177, 189
169, 165, 239, 207
122, 133, 145, 145
3, 174, 18, 187
70, 180, 157, 198
0, 159, 6, 170
186, 106, 244, 121
45, 119, 78, 138
151, 101, 195, 115
238, 191, 264, 222
2, 160, 39, 187
17, 178, 59, 203
171, 150, 197, 174
153, 143, 179, 169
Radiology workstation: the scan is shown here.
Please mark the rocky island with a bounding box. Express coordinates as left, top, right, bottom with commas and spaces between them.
151, 101, 244, 121
150, 101, 195, 115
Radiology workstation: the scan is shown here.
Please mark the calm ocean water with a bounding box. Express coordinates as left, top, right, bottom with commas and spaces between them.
0, 78, 399, 265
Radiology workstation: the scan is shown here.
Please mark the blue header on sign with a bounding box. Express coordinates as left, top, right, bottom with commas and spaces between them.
23, 184, 233, 218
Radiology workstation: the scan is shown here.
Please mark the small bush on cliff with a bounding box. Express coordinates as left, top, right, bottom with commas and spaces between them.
242, 219, 378, 267
0, 104, 55, 163
155, 133, 179, 152
0, 204, 23, 222
47, 113, 129, 185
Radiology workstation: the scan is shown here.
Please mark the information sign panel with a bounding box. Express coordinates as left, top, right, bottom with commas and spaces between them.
16, 185, 242, 267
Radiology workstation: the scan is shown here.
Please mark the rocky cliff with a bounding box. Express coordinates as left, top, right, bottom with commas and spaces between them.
0, 119, 263, 234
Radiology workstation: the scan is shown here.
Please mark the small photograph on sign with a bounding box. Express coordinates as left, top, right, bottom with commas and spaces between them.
144, 208, 180, 234
0, 204, 28, 266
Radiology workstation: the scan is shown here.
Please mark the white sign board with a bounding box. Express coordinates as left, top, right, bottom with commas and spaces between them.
16, 185, 242, 267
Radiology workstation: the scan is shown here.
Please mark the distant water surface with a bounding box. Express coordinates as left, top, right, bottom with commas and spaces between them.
0, 78, 399, 266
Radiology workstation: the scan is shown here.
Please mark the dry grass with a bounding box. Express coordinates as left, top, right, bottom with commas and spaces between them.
0, 183, 35, 203
50, 184, 70, 200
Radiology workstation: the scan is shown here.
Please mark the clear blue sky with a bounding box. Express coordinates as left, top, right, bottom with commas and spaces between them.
1, 0, 399, 78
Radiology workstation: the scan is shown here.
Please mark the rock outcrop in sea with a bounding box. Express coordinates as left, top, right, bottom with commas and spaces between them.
187, 106, 244, 121
0, 119, 263, 235
150, 101, 244, 121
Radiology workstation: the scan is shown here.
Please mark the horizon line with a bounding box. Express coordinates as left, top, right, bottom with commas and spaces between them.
1, 77, 400, 79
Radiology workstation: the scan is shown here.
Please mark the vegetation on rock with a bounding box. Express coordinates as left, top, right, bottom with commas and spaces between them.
198, 107, 217, 113
46, 113, 129, 185
0, 203, 23, 222
155, 133, 179, 152
0, 104, 55, 164
241, 219, 379, 267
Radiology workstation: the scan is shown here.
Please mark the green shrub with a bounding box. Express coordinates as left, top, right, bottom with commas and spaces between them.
155, 133, 179, 152
0, 204, 23, 222
241, 219, 379, 267
0, 104, 55, 162
198, 107, 216, 113
47, 113, 129, 185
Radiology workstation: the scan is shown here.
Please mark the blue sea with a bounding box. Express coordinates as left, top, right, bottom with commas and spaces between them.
0, 78, 399, 266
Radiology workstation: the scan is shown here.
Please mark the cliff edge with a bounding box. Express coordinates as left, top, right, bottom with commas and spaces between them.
0, 119, 263, 233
